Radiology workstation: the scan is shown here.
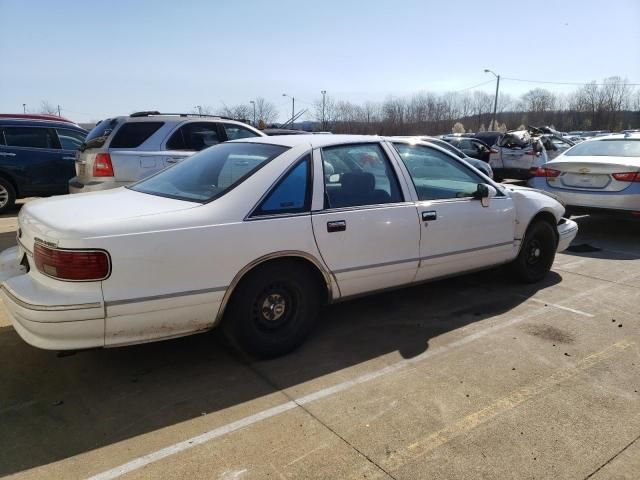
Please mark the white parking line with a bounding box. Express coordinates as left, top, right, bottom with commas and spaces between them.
518, 296, 594, 317
86, 304, 552, 480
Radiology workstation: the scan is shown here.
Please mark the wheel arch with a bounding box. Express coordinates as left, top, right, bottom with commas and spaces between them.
519, 209, 559, 254
214, 251, 335, 326
0, 169, 19, 197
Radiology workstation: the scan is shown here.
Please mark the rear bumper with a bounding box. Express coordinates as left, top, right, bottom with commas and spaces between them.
528, 178, 640, 213
0, 247, 105, 350
557, 219, 578, 252
69, 177, 128, 194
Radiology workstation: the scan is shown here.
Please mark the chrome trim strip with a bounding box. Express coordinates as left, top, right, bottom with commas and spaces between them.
420, 241, 514, 261
331, 241, 515, 275
0, 284, 102, 312
105, 286, 227, 307
333, 257, 420, 274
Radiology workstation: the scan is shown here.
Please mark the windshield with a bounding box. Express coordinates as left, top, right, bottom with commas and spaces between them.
565, 139, 640, 157
130, 142, 289, 202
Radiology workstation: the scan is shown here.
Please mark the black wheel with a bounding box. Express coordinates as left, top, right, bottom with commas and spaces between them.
511, 220, 557, 283
0, 178, 16, 214
224, 261, 320, 358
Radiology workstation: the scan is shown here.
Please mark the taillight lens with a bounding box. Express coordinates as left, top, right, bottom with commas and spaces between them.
93, 153, 114, 177
34, 244, 110, 281
532, 167, 561, 177
612, 172, 640, 182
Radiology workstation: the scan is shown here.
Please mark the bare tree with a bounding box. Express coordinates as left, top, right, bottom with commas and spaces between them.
219, 103, 252, 121
254, 97, 278, 124
39, 100, 58, 115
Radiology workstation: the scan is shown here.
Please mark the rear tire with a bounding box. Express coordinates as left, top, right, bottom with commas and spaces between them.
511, 220, 557, 283
223, 261, 320, 359
0, 179, 16, 215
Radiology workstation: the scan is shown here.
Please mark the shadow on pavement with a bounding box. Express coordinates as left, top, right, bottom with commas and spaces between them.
0, 267, 561, 476
562, 214, 640, 260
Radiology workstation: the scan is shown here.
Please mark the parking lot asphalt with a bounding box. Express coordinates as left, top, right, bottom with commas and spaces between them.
0, 209, 638, 480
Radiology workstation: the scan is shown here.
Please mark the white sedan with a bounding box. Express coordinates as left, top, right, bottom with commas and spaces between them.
0, 135, 578, 357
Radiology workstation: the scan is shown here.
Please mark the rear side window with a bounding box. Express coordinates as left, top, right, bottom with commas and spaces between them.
253, 155, 311, 216
224, 124, 260, 140
3, 127, 58, 149
166, 122, 221, 151
56, 129, 86, 150
109, 122, 164, 148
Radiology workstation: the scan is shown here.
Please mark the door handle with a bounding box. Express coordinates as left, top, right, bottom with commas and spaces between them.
0, 152, 16, 157
327, 220, 346, 232
165, 158, 181, 164
62, 156, 75, 160
421, 211, 437, 221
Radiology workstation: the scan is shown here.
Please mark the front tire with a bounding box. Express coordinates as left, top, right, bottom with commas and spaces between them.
224, 262, 320, 359
511, 220, 557, 283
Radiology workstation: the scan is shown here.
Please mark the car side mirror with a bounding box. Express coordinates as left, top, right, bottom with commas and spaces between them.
473, 183, 497, 207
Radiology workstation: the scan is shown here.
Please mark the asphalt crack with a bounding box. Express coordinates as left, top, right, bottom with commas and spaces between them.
583, 431, 640, 479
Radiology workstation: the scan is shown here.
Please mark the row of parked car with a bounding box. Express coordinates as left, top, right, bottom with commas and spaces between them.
1, 112, 638, 219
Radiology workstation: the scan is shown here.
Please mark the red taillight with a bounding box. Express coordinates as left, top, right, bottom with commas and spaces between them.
612, 172, 640, 182
532, 167, 561, 177
34, 244, 110, 281
93, 153, 114, 177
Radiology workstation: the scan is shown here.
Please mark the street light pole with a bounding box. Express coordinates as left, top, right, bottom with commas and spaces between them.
250, 100, 256, 126
195, 105, 202, 116
484, 69, 500, 131
22, 103, 26, 114
282, 93, 295, 128
320, 90, 327, 130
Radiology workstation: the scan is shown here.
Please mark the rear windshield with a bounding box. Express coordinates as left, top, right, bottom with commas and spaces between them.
565, 139, 640, 157
109, 121, 164, 148
130, 142, 289, 202
82, 118, 119, 150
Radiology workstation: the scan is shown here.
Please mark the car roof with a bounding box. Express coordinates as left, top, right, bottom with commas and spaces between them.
0, 118, 87, 131
232, 134, 383, 148
582, 133, 640, 142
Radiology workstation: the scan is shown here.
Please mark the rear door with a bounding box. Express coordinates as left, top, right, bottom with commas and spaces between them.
53, 127, 86, 189
311, 142, 420, 297
0, 125, 63, 195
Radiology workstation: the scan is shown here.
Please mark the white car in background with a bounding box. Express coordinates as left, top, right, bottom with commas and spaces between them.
529, 133, 640, 217
0, 135, 577, 358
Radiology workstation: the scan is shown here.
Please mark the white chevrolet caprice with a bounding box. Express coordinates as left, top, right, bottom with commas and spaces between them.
0, 135, 578, 357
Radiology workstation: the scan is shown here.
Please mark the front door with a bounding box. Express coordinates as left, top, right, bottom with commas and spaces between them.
311, 142, 420, 298
391, 142, 516, 282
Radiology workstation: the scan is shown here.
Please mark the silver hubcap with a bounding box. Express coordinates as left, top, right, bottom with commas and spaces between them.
533, 248, 541, 257
261, 294, 286, 321
0, 186, 8, 209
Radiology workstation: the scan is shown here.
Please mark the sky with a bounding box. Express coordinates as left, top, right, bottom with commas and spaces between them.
1, 0, 639, 123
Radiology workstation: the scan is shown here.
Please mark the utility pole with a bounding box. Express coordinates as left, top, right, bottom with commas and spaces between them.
57, 105, 61, 117
484, 69, 500, 131
195, 105, 202, 116
22, 103, 26, 114
282, 93, 295, 128
321, 90, 327, 130
250, 100, 256, 126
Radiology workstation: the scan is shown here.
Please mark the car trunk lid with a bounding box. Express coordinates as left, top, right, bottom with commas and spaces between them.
545, 156, 640, 192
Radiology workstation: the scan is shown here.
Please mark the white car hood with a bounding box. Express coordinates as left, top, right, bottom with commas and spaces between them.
20, 188, 198, 242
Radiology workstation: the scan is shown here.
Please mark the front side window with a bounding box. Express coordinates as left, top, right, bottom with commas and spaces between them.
109, 122, 164, 148
224, 124, 260, 141
131, 142, 288, 202
166, 122, 220, 151
3, 127, 58, 149
322, 143, 402, 209
253, 155, 311, 216
56, 129, 86, 150
393, 143, 484, 201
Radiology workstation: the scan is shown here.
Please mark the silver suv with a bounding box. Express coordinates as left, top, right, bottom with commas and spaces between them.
69, 111, 265, 193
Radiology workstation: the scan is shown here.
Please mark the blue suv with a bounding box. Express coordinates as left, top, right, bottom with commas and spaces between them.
0, 117, 87, 213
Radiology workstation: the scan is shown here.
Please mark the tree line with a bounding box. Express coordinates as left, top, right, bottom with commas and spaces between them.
310, 76, 639, 135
